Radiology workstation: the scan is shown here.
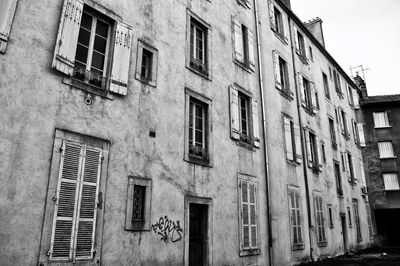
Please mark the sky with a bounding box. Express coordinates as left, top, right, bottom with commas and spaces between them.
291, 0, 400, 96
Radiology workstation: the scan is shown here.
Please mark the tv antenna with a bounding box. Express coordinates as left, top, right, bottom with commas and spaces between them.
350, 65, 370, 80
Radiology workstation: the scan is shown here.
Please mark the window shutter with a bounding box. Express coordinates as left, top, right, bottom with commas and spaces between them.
298, 74, 306, 107
345, 155, 351, 182
273, 51, 281, 90
357, 123, 366, 147
352, 89, 360, 109
305, 131, 313, 167
109, 21, 133, 96
294, 27, 300, 54
230, 86, 240, 140
283, 117, 294, 161
268, 1, 276, 31
233, 18, 243, 62
73, 147, 102, 260
50, 141, 83, 260
282, 18, 289, 44
249, 183, 257, 248
294, 123, 302, 164
241, 181, 249, 248
310, 82, 318, 114
0, 0, 18, 53
345, 113, 351, 137
252, 98, 260, 148
339, 110, 344, 134
247, 29, 255, 71
52, 0, 84, 76
317, 138, 323, 171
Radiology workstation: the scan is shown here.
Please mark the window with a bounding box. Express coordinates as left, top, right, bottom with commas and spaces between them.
314, 195, 327, 247
268, 2, 288, 43
294, 29, 307, 64
283, 116, 302, 164
334, 161, 343, 196
52, 0, 133, 96
329, 117, 337, 150
339, 108, 350, 138
288, 188, 304, 250
306, 131, 322, 172
273, 51, 292, 97
383, 173, 400, 190
135, 40, 158, 86
232, 17, 255, 71
345, 152, 356, 185
184, 89, 212, 166
125, 177, 152, 231
373, 111, 390, 128
187, 13, 210, 77
333, 69, 342, 96
323, 72, 330, 100
38, 129, 109, 263
346, 84, 354, 106
230, 85, 260, 148
378, 141, 395, 158
347, 207, 352, 228
298, 74, 318, 114
366, 206, 374, 239
0, 0, 18, 53
353, 200, 362, 242
328, 205, 334, 229
237, 0, 251, 9
238, 175, 260, 256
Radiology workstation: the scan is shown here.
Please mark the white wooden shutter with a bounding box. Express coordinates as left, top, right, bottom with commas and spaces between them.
352, 89, 360, 109
283, 117, 294, 161
294, 123, 302, 164
294, 27, 300, 54
0, 0, 18, 53
73, 147, 102, 260
52, 0, 84, 75
283, 17, 289, 44
252, 98, 260, 148
317, 138, 323, 171
298, 74, 306, 107
273, 51, 282, 90
247, 29, 255, 71
230, 86, 240, 140
345, 113, 351, 137
383, 174, 400, 190
109, 21, 133, 95
310, 82, 318, 114
305, 131, 313, 167
268, 1, 276, 31
50, 141, 83, 260
233, 18, 243, 62
357, 123, 366, 147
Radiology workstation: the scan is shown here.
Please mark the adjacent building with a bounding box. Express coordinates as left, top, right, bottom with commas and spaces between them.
356, 76, 400, 246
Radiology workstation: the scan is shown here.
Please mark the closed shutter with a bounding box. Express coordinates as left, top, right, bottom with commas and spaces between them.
357, 123, 366, 147
252, 98, 260, 148
109, 21, 133, 96
317, 138, 323, 171
233, 18, 243, 62
268, 1, 276, 31
282, 17, 289, 44
283, 117, 294, 161
378, 142, 394, 158
230, 86, 240, 140
298, 74, 306, 107
50, 141, 83, 260
273, 51, 281, 90
0, 0, 18, 53
294, 123, 302, 164
247, 29, 255, 71
240, 180, 258, 250
310, 83, 318, 114
52, 0, 84, 75
352, 119, 357, 143
347, 85, 354, 105
294, 192, 302, 244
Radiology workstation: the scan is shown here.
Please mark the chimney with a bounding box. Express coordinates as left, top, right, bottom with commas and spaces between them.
279, 0, 291, 9
353, 75, 368, 98
304, 17, 325, 47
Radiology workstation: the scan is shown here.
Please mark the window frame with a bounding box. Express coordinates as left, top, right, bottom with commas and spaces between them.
135, 40, 159, 87
288, 186, 304, 250
352, 199, 362, 242
232, 16, 255, 72
373, 111, 391, 128
283, 114, 302, 165
273, 50, 292, 99
327, 205, 334, 229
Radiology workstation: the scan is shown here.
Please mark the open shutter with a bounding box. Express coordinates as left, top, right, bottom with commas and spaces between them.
352, 89, 360, 109
233, 18, 243, 62
249, 183, 257, 248
252, 98, 260, 148
283, 117, 294, 161
305, 131, 313, 167
345, 154, 351, 182
0, 0, 18, 53
109, 21, 133, 96
317, 138, 323, 171
298, 74, 306, 107
73, 146, 102, 260
294, 27, 300, 54
52, 0, 84, 75
310, 83, 318, 114
230, 86, 240, 140
247, 29, 255, 71
294, 123, 302, 164
268, 1, 276, 31
357, 123, 366, 147
273, 51, 282, 90
50, 142, 83, 261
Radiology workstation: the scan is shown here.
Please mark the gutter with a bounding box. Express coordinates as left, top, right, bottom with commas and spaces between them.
252, 0, 273, 265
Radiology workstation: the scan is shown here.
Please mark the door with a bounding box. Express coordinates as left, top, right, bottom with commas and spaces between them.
340, 215, 348, 252
189, 203, 208, 266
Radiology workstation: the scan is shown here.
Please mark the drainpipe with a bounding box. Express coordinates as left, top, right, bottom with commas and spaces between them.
287, 15, 314, 262
252, 1, 273, 265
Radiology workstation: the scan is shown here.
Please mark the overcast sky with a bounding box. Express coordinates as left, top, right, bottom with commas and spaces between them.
291, 0, 400, 96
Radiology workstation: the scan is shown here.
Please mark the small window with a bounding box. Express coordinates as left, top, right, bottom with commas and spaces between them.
353, 200, 362, 242
373, 111, 390, 128
328, 205, 334, 229
135, 40, 158, 87
306, 131, 320, 172
334, 161, 343, 196
288, 188, 304, 250
295, 29, 307, 64
383, 173, 400, 190
232, 17, 255, 71
268, 2, 288, 43
333, 70, 343, 96
329, 117, 337, 150
299, 75, 318, 114
283, 116, 302, 164
238, 92, 251, 144
314, 195, 327, 247
347, 207, 352, 228
0, 0, 18, 53
339, 109, 350, 138
323, 72, 330, 100
125, 177, 152, 231
273, 51, 292, 97
378, 141, 395, 159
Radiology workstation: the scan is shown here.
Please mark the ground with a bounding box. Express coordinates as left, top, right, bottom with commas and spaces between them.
299, 247, 400, 266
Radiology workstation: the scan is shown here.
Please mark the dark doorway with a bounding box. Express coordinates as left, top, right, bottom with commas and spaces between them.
340, 215, 348, 252
375, 208, 400, 246
189, 203, 208, 266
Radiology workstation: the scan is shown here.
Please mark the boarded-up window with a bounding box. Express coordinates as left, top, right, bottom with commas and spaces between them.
288, 189, 303, 250
378, 141, 395, 158
383, 173, 400, 191
373, 111, 390, 128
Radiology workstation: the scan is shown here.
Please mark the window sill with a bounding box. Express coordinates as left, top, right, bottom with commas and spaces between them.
296, 53, 308, 65
63, 77, 114, 100
233, 59, 253, 74
236, 139, 255, 151
186, 65, 211, 81
184, 155, 212, 167
302, 106, 315, 116
272, 29, 288, 45
374, 126, 391, 129
135, 75, 157, 87
317, 242, 327, 247
292, 244, 305, 251
239, 248, 261, 257
286, 160, 299, 166
279, 88, 294, 101
379, 156, 397, 160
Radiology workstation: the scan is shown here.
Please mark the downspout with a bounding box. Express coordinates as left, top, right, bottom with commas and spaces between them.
287, 15, 314, 262
252, 1, 273, 265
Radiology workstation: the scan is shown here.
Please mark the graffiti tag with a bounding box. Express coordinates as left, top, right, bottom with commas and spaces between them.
151, 216, 183, 242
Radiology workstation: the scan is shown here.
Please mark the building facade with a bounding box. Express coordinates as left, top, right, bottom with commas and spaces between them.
0, 0, 373, 265
356, 76, 400, 246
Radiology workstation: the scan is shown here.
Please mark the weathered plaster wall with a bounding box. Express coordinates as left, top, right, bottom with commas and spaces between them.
0, 0, 269, 265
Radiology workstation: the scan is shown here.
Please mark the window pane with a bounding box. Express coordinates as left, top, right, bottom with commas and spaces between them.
75, 44, 89, 65
251, 226, 257, 247
383, 173, 400, 190
80, 13, 92, 31
242, 204, 249, 225
243, 225, 249, 248
249, 184, 255, 203
95, 19, 108, 38
91, 51, 105, 71
93, 35, 107, 54
78, 28, 91, 47
242, 182, 248, 203
250, 205, 256, 225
